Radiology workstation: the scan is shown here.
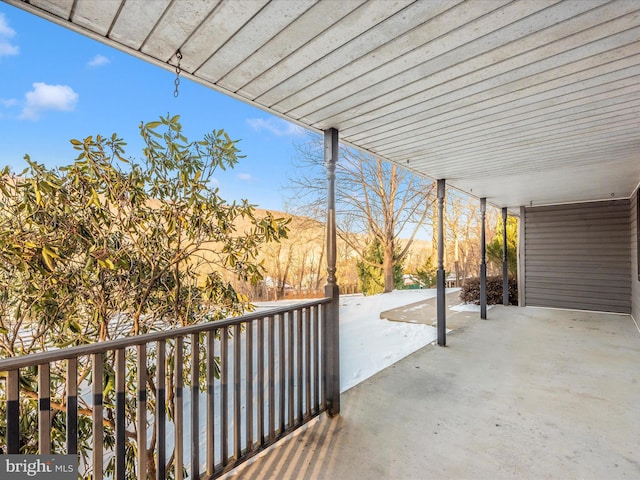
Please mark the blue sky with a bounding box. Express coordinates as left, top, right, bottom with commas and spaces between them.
0, 3, 310, 212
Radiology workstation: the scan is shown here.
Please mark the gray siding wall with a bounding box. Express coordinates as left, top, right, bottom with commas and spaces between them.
632, 190, 640, 322
524, 200, 631, 314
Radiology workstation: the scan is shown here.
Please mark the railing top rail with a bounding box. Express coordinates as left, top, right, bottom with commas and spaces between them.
0, 297, 331, 371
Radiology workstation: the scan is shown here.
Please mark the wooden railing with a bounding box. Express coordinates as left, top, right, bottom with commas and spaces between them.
0, 298, 332, 479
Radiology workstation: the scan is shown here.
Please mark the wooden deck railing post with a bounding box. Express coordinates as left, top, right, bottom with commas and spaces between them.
6, 369, 20, 453
38, 363, 51, 454
66, 358, 78, 456
92, 353, 104, 480
324, 128, 341, 416
115, 349, 126, 480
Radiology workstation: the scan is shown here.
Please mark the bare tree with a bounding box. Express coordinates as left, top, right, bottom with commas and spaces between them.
290, 217, 326, 294
441, 191, 501, 284
257, 214, 327, 299
289, 133, 434, 293
445, 190, 480, 285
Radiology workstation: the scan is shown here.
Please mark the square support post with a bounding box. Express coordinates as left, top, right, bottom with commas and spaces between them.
502, 207, 509, 306
324, 128, 340, 416
480, 198, 487, 319
437, 179, 446, 346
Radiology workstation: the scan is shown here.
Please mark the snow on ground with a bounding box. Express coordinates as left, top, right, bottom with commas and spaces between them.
256, 289, 442, 393
450, 303, 493, 312
337, 290, 439, 392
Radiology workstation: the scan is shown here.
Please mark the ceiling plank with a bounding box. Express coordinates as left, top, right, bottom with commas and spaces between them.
109, 0, 172, 50
30, 0, 73, 19
196, 0, 316, 84
254, 0, 436, 107
72, 0, 123, 37
337, 3, 640, 133
288, 0, 561, 123
221, 0, 367, 95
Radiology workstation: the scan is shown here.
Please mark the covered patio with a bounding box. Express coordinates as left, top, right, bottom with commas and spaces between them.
226, 306, 640, 479
2, 1, 640, 478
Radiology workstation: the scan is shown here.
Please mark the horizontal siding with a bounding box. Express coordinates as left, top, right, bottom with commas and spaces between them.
525, 200, 631, 314
527, 289, 630, 304
525, 217, 630, 228
527, 292, 631, 306
525, 234, 630, 244
526, 251, 628, 259
525, 234, 631, 244
527, 278, 630, 290
525, 266, 629, 276
527, 297, 631, 312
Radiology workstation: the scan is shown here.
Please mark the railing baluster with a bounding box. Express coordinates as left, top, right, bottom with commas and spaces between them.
221, 326, 229, 465
259, 318, 266, 445
297, 309, 303, 423
288, 311, 294, 429
6, 369, 19, 453
174, 337, 184, 480
268, 315, 275, 441
115, 349, 126, 480
322, 303, 328, 408
305, 307, 311, 419
234, 323, 241, 460
66, 358, 78, 455
206, 330, 215, 476
38, 363, 51, 453
313, 305, 320, 413
246, 320, 254, 452
190, 333, 200, 480
156, 340, 166, 480
137, 344, 147, 480
92, 353, 104, 480
278, 313, 285, 434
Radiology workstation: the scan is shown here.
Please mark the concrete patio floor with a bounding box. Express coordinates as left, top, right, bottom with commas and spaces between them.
224, 305, 640, 479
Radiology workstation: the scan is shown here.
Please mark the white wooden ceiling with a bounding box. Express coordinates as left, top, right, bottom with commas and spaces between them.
7, 0, 640, 208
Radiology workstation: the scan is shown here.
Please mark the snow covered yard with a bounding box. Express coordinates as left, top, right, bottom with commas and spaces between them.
336, 291, 439, 391
256, 289, 459, 393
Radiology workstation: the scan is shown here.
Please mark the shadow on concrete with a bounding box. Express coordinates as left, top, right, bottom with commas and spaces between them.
223, 306, 640, 479
380, 290, 484, 331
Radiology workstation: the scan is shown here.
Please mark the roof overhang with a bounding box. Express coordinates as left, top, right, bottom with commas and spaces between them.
6, 0, 640, 209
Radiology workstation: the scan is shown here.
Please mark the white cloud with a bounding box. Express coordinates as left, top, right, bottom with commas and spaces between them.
0, 13, 19, 58
237, 173, 254, 182
20, 82, 79, 120
0, 42, 18, 56
88, 54, 110, 67
0, 13, 16, 37
247, 117, 304, 137
1, 98, 18, 108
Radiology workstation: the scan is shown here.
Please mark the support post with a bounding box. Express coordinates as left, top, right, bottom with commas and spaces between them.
324, 128, 340, 416
480, 198, 487, 319
437, 179, 446, 346
517, 206, 526, 307
502, 207, 509, 306
454, 238, 460, 287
